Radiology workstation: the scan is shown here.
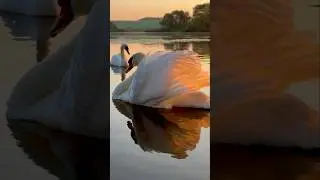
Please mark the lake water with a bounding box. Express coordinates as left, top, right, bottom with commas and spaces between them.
109, 33, 210, 180
0, 11, 210, 180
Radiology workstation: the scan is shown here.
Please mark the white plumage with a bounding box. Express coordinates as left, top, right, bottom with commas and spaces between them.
112, 51, 210, 109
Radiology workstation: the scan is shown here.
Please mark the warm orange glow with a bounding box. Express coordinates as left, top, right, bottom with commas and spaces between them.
110, 0, 210, 20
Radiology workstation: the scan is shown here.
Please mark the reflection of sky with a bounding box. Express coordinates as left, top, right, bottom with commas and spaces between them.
111, 0, 209, 20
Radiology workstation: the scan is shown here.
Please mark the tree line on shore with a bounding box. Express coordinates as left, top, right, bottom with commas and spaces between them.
111, 3, 209, 32
160, 3, 209, 32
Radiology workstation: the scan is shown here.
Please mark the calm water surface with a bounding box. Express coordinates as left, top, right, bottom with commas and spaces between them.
109, 33, 210, 180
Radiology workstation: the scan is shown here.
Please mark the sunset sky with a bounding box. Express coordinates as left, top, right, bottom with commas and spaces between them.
111, 0, 210, 20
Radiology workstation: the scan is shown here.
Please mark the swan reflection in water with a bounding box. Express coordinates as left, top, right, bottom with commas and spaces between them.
110, 66, 126, 81
7, 119, 108, 180
113, 99, 210, 159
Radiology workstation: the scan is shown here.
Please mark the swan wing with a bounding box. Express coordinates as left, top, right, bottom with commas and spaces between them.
126, 51, 210, 109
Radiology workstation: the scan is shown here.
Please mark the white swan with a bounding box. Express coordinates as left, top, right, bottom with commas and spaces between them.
6, 0, 108, 138
110, 43, 130, 67
112, 51, 210, 109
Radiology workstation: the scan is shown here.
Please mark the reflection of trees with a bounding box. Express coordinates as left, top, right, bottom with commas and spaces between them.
163, 42, 190, 51
0, 12, 55, 62
191, 41, 210, 56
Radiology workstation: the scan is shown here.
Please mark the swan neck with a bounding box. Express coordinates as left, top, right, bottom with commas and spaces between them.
120, 48, 127, 60
61, 0, 108, 113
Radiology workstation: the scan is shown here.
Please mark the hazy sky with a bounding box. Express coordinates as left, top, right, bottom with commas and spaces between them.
111, 0, 209, 20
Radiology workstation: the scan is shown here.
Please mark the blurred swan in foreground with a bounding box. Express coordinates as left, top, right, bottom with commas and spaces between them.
112, 51, 210, 109
6, 0, 108, 138
110, 43, 130, 67
211, 0, 319, 149
113, 100, 210, 159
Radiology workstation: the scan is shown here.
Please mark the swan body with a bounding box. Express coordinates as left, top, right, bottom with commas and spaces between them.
6, 0, 108, 138
112, 51, 210, 109
110, 43, 130, 67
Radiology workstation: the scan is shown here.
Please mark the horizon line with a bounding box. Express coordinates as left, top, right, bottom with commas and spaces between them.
110, 17, 162, 21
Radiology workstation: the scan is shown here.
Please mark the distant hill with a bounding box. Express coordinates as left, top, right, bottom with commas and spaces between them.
110, 22, 123, 32
111, 17, 163, 32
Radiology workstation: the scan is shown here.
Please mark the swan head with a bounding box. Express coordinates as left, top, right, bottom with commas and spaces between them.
125, 52, 146, 73
120, 43, 130, 55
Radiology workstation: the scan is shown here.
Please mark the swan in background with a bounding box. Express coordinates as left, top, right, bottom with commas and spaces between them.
110, 43, 130, 67
112, 51, 210, 109
6, 0, 108, 138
